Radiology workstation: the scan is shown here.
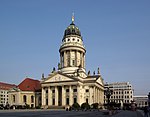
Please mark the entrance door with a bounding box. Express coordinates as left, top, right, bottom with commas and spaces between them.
58, 86, 62, 106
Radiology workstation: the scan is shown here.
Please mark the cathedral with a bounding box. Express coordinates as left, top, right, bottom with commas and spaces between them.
41, 16, 104, 108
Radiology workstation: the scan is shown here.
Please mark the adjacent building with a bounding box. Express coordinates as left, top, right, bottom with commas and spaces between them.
0, 82, 16, 106
148, 92, 150, 107
133, 95, 148, 108
8, 78, 41, 108
104, 82, 134, 104
41, 16, 104, 108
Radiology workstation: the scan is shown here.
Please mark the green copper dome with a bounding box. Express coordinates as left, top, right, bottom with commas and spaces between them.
64, 22, 81, 37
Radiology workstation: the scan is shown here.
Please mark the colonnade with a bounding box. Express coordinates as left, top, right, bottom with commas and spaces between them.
60, 50, 85, 68
93, 86, 104, 104
42, 85, 79, 106
42, 85, 104, 107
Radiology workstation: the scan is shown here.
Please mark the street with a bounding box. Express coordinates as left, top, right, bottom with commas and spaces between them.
0, 110, 144, 117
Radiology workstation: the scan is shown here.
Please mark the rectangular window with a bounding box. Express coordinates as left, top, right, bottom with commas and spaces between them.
72, 60, 75, 66
13, 95, 16, 103
31, 96, 34, 103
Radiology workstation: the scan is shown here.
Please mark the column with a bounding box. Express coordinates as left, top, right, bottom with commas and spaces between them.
55, 86, 58, 106
48, 87, 52, 106
69, 86, 73, 106
80, 52, 82, 67
89, 86, 93, 105
62, 86, 66, 106
64, 51, 66, 67
42, 87, 46, 106
82, 53, 84, 68
93, 86, 95, 103
75, 50, 77, 66
97, 88, 99, 103
98, 88, 99, 103
95, 87, 97, 103
69, 50, 71, 66
99, 89, 101, 103
95, 87, 96, 103
83, 53, 85, 68
98, 89, 100, 103
97, 88, 98, 103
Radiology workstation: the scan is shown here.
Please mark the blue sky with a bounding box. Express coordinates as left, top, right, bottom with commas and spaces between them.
0, 0, 150, 95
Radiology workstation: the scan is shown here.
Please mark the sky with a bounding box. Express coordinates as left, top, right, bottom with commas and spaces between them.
0, 0, 150, 95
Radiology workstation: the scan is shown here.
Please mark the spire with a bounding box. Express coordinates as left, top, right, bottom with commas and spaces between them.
71, 12, 74, 24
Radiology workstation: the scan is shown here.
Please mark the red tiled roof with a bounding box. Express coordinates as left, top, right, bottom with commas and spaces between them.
18, 78, 41, 91
0, 82, 17, 90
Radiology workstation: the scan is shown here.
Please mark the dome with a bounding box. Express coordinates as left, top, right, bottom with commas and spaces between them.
63, 22, 81, 38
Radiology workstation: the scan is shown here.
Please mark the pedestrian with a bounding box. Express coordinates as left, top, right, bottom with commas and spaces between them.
144, 106, 149, 117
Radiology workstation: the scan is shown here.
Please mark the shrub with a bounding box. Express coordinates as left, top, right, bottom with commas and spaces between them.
91, 103, 99, 109
25, 104, 30, 109
72, 103, 80, 110
81, 102, 90, 110
35, 106, 41, 109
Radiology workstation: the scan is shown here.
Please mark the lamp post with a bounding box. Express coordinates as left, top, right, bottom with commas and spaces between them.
105, 87, 113, 109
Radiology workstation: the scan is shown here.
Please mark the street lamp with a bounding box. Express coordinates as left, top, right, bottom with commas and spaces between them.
104, 87, 113, 109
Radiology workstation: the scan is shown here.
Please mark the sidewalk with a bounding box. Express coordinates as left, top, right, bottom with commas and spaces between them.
111, 110, 144, 117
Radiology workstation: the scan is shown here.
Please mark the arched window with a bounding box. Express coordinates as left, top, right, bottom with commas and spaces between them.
13, 95, 15, 103
23, 95, 27, 103
31, 96, 34, 103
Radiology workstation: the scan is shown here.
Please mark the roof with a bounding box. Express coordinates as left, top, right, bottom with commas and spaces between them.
0, 82, 17, 90
18, 78, 41, 91
86, 75, 100, 79
63, 22, 81, 38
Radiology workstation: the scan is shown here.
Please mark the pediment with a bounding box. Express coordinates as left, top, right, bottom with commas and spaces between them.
45, 73, 75, 83
9, 87, 20, 92
96, 77, 104, 86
